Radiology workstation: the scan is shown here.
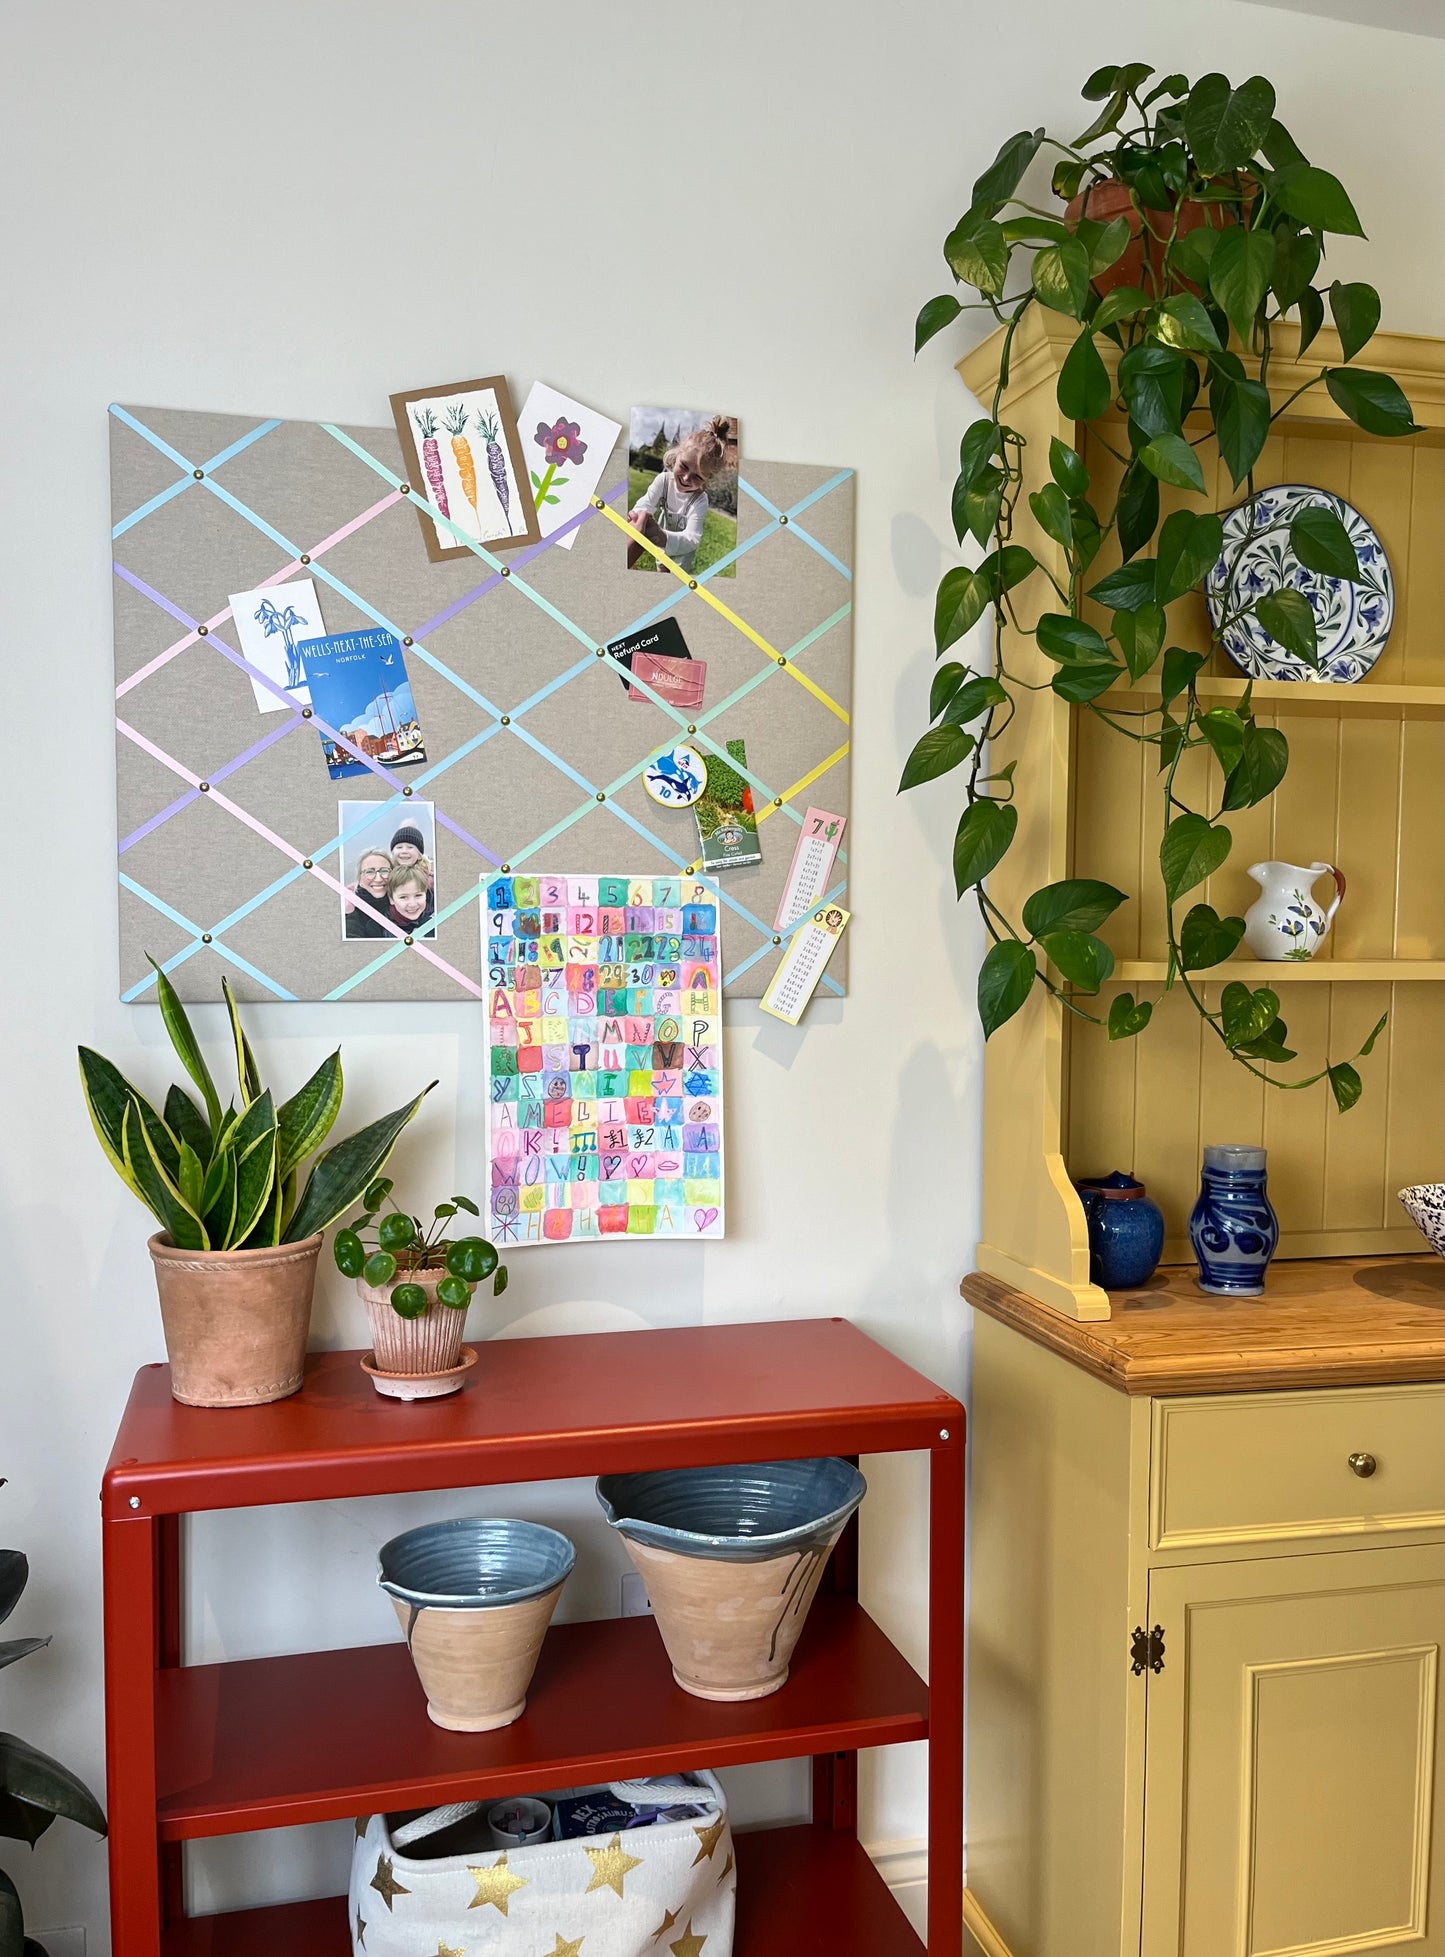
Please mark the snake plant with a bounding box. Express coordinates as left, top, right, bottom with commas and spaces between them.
78, 960, 433, 1250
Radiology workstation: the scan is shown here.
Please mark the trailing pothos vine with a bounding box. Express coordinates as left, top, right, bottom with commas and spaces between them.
910, 62, 1419, 1112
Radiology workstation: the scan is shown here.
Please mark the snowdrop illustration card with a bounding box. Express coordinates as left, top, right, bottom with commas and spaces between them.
517, 383, 622, 549
390, 376, 540, 563
227, 578, 325, 713
298, 629, 427, 781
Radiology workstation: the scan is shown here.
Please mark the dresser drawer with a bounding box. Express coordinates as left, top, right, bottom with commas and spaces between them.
1149, 1384, 1445, 1550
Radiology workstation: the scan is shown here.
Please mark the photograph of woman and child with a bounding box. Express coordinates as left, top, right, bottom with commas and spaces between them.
339, 801, 438, 940
626, 409, 738, 577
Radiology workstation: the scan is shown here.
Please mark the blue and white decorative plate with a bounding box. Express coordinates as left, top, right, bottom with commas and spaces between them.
1204, 484, 1393, 683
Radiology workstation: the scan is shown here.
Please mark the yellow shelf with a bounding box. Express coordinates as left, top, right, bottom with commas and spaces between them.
1113, 678, 1445, 718
1110, 960, 1444, 984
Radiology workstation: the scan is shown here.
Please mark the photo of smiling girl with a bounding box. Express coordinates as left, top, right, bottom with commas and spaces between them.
338, 800, 438, 943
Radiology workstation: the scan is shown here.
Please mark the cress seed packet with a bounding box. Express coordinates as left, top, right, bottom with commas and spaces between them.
298, 628, 427, 781
608, 617, 693, 694
694, 738, 761, 874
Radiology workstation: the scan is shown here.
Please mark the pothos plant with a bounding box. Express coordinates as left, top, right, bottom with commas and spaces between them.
333, 1180, 507, 1317
911, 63, 1419, 1111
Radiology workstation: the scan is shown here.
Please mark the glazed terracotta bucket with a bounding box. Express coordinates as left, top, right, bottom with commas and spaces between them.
597, 1458, 867, 1702
148, 1232, 321, 1408
379, 1518, 575, 1732
620, 1529, 845, 1701
358, 1265, 469, 1375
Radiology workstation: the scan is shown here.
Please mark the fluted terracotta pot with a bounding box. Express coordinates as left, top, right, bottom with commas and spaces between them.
389, 1587, 565, 1731
620, 1530, 844, 1701
148, 1232, 321, 1407
358, 1264, 472, 1376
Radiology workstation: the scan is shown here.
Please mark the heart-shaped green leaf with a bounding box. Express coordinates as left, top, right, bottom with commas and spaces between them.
1183, 73, 1276, 175
1053, 662, 1124, 703
1256, 588, 1319, 666
1089, 560, 1159, 612
1139, 433, 1206, 493
1328, 1062, 1363, 1112
1022, 879, 1128, 938
1160, 646, 1208, 704
1221, 724, 1289, 810
1198, 708, 1247, 776
1210, 370, 1271, 487
1057, 330, 1111, 421
1273, 165, 1363, 237
1155, 509, 1225, 604
899, 725, 976, 792
1327, 281, 1381, 363
1324, 368, 1421, 437
1036, 614, 1113, 665
1161, 812, 1232, 901
1029, 483, 1074, 552
1207, 224, 1276, 345
1289, 506, 1359, 581
1152, 293, 1222, 352
978, 940, 1038, 1037
1050, 439, 1090, 498
944, 211, 1010, 294
1034, 239, 1092, 318
1221, 980, 1281, 1048
915, 293, 963, 354
1115, 602, 1166, 680
953, 800, 1018, 895
1179, 903, 1246, 970
934, 566, 989, 654
940, 676, 1009, 726
1108, 992, 1154, 1040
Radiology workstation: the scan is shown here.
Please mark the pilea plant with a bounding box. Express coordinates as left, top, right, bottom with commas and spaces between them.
912, 63, 1418, 1110
334, 1180, 507, 1317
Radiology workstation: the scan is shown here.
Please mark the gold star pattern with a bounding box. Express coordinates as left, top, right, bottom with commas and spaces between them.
437, 1945, 466, 1957
546, 1936, 585, 1957
354, 1814, 371, 1839
355, 1909, 367, 1948
467, 1852, 529, 1915
651, 1908, 681, 1944
691, 1815, 728, 1866
716, 1850, 734, 1885
669, 1920, 708, 1957
369, 1853, 410, 1911
584, 1832, 645, 1898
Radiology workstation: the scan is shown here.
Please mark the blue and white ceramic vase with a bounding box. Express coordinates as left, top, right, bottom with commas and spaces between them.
1188, 1145, 1279, 1296
1075, 1172, 1166, 1289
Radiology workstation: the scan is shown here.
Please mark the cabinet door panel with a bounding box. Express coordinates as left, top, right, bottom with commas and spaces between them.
1141, 1545, 1443, 1957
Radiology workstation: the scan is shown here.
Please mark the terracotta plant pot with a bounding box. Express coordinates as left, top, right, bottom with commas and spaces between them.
379, 1518, 575, 1732
148, 1232, 321, 1408
1064, 176, 1249, 297
597, 1458, 867, 1702
358, 1264, 471, 1377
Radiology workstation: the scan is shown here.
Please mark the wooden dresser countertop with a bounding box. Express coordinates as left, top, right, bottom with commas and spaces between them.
961, 1256, 1445, 1396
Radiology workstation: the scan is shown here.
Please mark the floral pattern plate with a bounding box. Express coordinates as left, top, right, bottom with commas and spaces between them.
1204, 484, 1393, 683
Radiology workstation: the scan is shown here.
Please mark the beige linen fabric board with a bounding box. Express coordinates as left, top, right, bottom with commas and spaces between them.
109, 404, 853, 1003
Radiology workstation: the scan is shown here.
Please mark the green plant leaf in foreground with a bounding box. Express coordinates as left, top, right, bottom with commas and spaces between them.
283, 1086, 436, 1243
0, 1731, 107, 1844
1180, 903, 1246, 971
1108, 992, 1153, 1040
953, 801, 1019, 895
1022, 879, 1127, 938
1161, 814, 1232, 902
978, 940, 1037, 1037
899, 726, 975, 791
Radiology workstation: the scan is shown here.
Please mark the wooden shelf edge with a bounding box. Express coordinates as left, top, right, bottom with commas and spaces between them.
156, 1600, 929, 1842
160, 1824, 926, 1955
1108, 961, 1445, 984
1113, 679, 1445, 717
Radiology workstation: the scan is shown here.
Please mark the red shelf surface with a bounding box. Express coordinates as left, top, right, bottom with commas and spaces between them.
104, 1319, 960, 1517
161, 1823, 924, 1954
157, 1596, 928, 1840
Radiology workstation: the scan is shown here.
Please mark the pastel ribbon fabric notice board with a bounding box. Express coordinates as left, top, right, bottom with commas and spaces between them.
109, 404, 854, 1003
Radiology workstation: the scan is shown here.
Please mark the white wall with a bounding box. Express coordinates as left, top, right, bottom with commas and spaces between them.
2, 0, 1439, 1944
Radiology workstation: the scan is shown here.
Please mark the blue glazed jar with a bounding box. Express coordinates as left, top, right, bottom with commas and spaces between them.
1188, 1144, 1280, 1295
1075, 1171, 1166, 1289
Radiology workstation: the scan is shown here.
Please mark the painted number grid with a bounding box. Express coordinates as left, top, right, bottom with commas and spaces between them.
487, 873, 724, 1246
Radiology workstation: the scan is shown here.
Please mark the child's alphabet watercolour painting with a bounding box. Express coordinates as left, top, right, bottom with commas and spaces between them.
485, 873, 724, 1247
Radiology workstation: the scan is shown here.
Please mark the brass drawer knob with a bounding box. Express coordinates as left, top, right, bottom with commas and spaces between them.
1348, 1451, 1378, 1479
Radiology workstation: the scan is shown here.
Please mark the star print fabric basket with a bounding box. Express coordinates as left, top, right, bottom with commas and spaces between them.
350, 1773, 734, 1956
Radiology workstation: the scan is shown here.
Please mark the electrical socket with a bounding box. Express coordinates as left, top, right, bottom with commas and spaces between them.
620, 1570, 653, 1617
29, 1932, 84, 1957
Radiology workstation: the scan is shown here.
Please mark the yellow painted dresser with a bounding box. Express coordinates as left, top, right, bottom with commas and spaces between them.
961, 1255, 1445, 1957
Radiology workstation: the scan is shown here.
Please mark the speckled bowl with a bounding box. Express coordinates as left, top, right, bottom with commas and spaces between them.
1398, 1184, 1445, 1257
596, 1460, 866, 1702
378, 1519, 575, 1732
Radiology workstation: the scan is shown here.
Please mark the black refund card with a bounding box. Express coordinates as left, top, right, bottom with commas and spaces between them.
608, 616, 692, 692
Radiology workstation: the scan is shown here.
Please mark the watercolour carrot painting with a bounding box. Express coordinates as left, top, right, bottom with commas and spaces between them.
390, 376, 539, 563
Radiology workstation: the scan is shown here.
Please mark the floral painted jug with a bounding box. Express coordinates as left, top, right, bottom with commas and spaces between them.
1242, 860, 1346, 961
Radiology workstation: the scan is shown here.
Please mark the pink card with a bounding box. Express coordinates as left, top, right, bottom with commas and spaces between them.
627, 650, 707, 710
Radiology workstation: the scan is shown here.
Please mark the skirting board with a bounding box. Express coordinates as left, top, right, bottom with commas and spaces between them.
963, 1887, 1013, 1957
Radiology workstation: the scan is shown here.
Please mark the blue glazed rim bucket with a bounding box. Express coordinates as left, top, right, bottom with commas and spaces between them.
378, 1517, 576, 1609
596, 1458, 866, 1562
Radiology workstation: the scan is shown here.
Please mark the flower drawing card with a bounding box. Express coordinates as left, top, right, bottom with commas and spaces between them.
517, 382, 622, 549
227, 577, 326, 712
390, 376, 540, 563
299, 629, 426, 781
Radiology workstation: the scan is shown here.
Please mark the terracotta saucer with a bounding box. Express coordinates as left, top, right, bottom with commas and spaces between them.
361, 1345, 478, 1401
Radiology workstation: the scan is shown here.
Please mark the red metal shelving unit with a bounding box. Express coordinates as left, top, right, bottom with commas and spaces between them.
102, 1317, 965, 1954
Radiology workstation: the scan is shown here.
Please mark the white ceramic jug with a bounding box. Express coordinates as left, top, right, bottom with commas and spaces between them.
1243, 860, 1346, 961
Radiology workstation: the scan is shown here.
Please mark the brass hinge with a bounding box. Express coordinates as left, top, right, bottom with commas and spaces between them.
1130, 1623, 1165, 1675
